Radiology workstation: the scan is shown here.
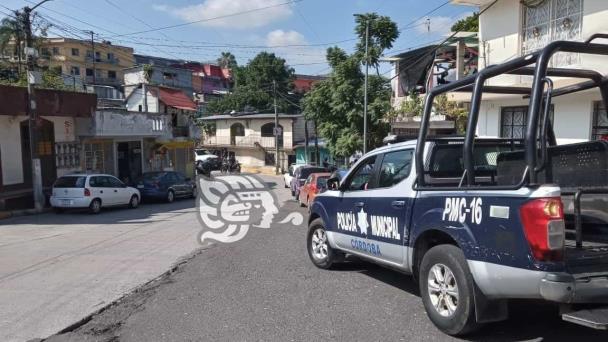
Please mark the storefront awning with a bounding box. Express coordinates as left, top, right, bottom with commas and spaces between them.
158, 87, 197, 111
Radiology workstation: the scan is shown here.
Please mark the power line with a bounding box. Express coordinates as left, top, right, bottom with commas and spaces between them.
107, 0, 304, 38
388, 0, 498, 83
398, 0, 451, 30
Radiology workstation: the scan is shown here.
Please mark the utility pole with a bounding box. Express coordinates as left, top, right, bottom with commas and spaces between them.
88, 30, 96, 84
363, 20, 370, 154
273, 80, 279, 175
22, 0, 52, 212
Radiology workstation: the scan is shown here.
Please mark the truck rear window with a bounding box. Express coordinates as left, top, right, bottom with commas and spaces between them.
54, 176, 86, 188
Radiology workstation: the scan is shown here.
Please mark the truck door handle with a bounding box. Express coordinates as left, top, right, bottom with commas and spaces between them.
391, 200, 406, 208
100, 190, 103, 193
354, 201, 364, 208
114, 190, 118, 192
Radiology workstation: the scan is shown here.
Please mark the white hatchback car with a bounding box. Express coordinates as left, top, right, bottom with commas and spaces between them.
50, 174, 141, 214
283, 164, 307, 188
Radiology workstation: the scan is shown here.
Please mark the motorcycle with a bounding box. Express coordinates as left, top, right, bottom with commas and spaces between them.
220, 157, 241, 174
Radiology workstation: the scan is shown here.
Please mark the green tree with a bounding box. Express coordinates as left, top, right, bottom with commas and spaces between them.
354, 13, 399, 72
206, 51, 297, 114
0, 14, 25, 74
302, 46, 391, 158
451, 13, 479, 32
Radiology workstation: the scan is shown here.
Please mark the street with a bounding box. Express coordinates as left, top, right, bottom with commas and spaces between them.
0, 174, 601, 341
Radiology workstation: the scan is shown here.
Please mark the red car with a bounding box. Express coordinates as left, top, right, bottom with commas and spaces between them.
298, 172, 331, 208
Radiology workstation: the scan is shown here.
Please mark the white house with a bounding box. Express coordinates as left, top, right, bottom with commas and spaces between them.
451, 0, 608, 143
199, 112, 312, 172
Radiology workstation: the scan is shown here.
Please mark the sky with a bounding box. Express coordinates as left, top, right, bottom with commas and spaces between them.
0, 0, 475, 75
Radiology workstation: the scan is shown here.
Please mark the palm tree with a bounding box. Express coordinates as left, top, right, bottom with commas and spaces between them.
0, 13, 25, 75
217, 51, 237, 70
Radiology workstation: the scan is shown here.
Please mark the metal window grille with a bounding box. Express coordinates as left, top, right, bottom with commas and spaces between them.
522, 0, 583, 66
592, 101, 608, 141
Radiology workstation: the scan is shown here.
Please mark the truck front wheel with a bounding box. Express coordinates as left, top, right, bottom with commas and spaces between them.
419, 244, 479, 336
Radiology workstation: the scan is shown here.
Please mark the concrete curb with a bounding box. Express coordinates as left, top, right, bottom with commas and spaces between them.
0, 207, 51, 220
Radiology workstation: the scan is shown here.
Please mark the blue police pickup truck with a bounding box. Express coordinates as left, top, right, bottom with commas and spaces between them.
307, 35, 608, 336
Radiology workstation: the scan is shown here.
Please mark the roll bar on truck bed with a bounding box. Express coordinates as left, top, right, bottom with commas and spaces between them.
414, 34, 608, 190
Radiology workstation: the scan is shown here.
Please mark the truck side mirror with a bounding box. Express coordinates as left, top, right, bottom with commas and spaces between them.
326, 176, 341, 191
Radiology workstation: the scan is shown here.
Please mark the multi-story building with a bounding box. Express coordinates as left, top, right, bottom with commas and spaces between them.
123, 65, 199, 177
199, 112, 312, 172
37, 37, 135, 88
451, 0, 608, 143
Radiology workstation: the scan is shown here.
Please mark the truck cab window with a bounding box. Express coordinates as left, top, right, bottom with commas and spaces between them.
345, 156, 377, 191
378, 149, 413, 188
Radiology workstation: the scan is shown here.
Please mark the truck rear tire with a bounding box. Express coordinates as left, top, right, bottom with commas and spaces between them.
419, 244, 479, 336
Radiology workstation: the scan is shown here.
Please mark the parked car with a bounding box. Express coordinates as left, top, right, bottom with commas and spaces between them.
50, 174, 140, 214
298, 172, 331, 208
194, 150, 222, 176
134, 171, 196, 203
283, 164, 307, 188
290, 166, 327, 199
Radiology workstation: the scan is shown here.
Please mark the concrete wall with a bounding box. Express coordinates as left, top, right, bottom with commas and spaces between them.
476, 91, 600, 143
473, 0, 608, 141
213, 117, 295, 149
0, 115, 77, 186
126, 87, 160, 113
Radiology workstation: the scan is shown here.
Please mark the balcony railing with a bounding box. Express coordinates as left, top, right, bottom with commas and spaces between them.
79, 110, 171, 137
202, 134, 290, 149
85, 56, 121, 65
85, 76, 120, 85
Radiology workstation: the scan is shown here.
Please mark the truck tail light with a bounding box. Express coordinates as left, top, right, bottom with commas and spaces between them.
84, 188, 91, 197
519, 197, 565, 262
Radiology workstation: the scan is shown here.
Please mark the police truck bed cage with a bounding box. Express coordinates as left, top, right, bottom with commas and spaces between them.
414, 33, 608, 191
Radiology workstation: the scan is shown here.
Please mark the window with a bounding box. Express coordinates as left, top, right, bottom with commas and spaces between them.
592, 101, 608, 141
378, 150, 413, 188
70, 66, 80, 76
107, 70, 116, 79
107, 52, 114, 60
89, 176, 110, 188
86, 50, 93, 58
84, 143, 104, 171
107, 176, 124, 187
95, 51, 101, 61
52, 47, 60, 55
41, 48, 50, 57
71, 48, 79, 56
53, 176, 86, 188
345, 156, 377, 191
86, 68, 94, 76
500, 105, 554, 139
522, 0, 583, 66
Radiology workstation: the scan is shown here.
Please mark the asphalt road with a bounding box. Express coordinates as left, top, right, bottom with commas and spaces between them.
41, 177, 608, 342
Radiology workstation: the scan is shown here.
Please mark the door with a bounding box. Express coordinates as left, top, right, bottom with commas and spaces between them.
117, 141, 142, 184
20, 118, 56, 187
364, 149, 415, 265
165, 172, 181, 196
107, 176, 129, 205
89, 176, 113, 205
331, 155, 380, 254
173, 172, 188, 196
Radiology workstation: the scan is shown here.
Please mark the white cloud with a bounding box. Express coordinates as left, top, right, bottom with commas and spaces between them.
266, 29, 307, 46
154, 0, 293, 30
263, 30, 327, 73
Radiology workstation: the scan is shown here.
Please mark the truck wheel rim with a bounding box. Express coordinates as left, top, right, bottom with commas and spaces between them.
131, 196, 138, 207
311, 228, 328, 260
92, 201, 100, 211
427, 263, 459, 317
168, 192, 174, 202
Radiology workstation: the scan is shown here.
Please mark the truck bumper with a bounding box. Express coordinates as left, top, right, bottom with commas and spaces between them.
540, 273, 608, 303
